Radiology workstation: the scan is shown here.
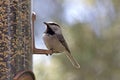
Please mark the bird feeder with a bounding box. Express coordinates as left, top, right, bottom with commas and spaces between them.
0, 0, 52, 80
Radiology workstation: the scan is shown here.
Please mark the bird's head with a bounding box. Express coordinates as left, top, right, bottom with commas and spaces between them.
44, 22, 62, 34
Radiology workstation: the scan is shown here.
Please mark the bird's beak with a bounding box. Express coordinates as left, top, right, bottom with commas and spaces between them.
44, 22, 48, 26
44, 22, 50, 29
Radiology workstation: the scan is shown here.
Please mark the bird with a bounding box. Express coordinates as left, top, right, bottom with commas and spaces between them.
43, 22, 80, 69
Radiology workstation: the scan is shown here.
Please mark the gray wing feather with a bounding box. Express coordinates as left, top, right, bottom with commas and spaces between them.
56, 34, 71, 53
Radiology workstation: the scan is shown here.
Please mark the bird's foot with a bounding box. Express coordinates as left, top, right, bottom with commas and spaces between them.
46, 49, 54, 56
49, 49, 54, 55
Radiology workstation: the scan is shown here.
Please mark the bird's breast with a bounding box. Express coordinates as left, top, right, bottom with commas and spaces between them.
43, 33, 65, 53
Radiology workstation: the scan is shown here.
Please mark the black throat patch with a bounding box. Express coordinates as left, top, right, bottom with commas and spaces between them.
45, 27, 55, 35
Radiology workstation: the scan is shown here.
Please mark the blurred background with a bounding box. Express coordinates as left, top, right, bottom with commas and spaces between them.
32, 0, 120, 80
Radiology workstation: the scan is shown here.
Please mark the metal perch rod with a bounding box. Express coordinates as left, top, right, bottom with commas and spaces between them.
32, 12, 52, 55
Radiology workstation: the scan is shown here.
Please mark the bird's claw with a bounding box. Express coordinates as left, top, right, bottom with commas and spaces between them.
46, 49, 54, 56
49, 49, 54, 55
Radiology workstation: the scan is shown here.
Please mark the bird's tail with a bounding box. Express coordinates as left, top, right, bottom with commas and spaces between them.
65, 51, 80, 69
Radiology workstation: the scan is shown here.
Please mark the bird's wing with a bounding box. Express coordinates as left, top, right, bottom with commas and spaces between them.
56, 34, 71, 53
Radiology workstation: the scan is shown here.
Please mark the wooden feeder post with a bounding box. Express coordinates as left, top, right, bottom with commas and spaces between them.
0, 0, 35, 80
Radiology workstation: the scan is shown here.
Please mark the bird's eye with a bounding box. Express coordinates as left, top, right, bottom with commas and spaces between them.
53, 27, 58, 31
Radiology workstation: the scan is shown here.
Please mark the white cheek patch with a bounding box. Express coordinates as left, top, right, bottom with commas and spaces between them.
50, 25, 62, 34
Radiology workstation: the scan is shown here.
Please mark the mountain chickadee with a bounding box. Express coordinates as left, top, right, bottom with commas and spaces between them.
43, 22, 80, 68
